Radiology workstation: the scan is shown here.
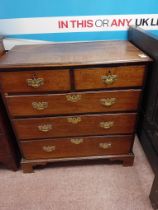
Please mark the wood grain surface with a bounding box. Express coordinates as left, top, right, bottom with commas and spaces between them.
13, 113, 137, 139
0, 69, 70, 93
6, 90, 141, 117
75, 65, 146, 90
0, 41, 151, 69
20, 135, 133, 160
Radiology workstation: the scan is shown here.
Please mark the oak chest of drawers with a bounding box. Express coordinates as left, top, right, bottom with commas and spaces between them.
0, 41, 151, 172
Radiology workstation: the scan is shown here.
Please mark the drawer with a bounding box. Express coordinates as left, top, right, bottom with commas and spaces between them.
74, 65, 145, 90
14, 113, 137, 140
6, 90, 141, 117
20, 135, 133, 160
0, 69, 70, 93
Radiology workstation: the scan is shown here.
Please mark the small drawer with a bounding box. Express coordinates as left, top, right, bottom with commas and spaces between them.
0, 69, 70, 93
13, 113, 137, 140
74, 65, 145, 90
20, 135, 134, 160
6, 89, 141, 117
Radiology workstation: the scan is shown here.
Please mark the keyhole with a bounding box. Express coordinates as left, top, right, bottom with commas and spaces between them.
33, 73, 37, 78
108, 70, 111, 75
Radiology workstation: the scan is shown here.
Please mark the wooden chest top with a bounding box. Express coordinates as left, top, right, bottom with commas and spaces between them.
0, 41, 151, 69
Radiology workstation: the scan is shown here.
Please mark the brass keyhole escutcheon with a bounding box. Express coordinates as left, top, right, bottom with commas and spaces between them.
101, 70, 117, 85
43, 145, 56, 152
67, 117, 81, 124
27, 73, 44, 88
70, 138, 83, 144
32, 102, 48, 110
100, 121, 114, 129
99, 142, 112, 149
38, 124, 52, 132
66, 94, 81, 102
100, 98, 117, 107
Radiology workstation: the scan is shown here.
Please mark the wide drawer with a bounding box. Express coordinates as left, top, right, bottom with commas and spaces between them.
0, 69, 70, 93
74, 65, 145, 90
6, 90, 141, 117
13, 113, 137, 140
20, 135, 134, 160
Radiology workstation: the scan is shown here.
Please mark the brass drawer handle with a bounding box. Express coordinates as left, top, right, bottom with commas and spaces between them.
32, 102, 48, 110
100, 98, 116, 107
67, 117, 81, 124
43, 145, 56, 152
27, 78, 44, 88
70, 138, 83, 144
66, 94, 81, 102
100, 121, 114, 129
99, 142, 112, 149
38, 124, 52, 132
101, 74, 117, 85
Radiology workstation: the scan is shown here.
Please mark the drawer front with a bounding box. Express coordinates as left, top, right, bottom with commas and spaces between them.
75, 65, 145, 90
20, 135, 133, 160
0, 69, 70, 93
6, 90, 141, 117
14, 113, 137, 140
